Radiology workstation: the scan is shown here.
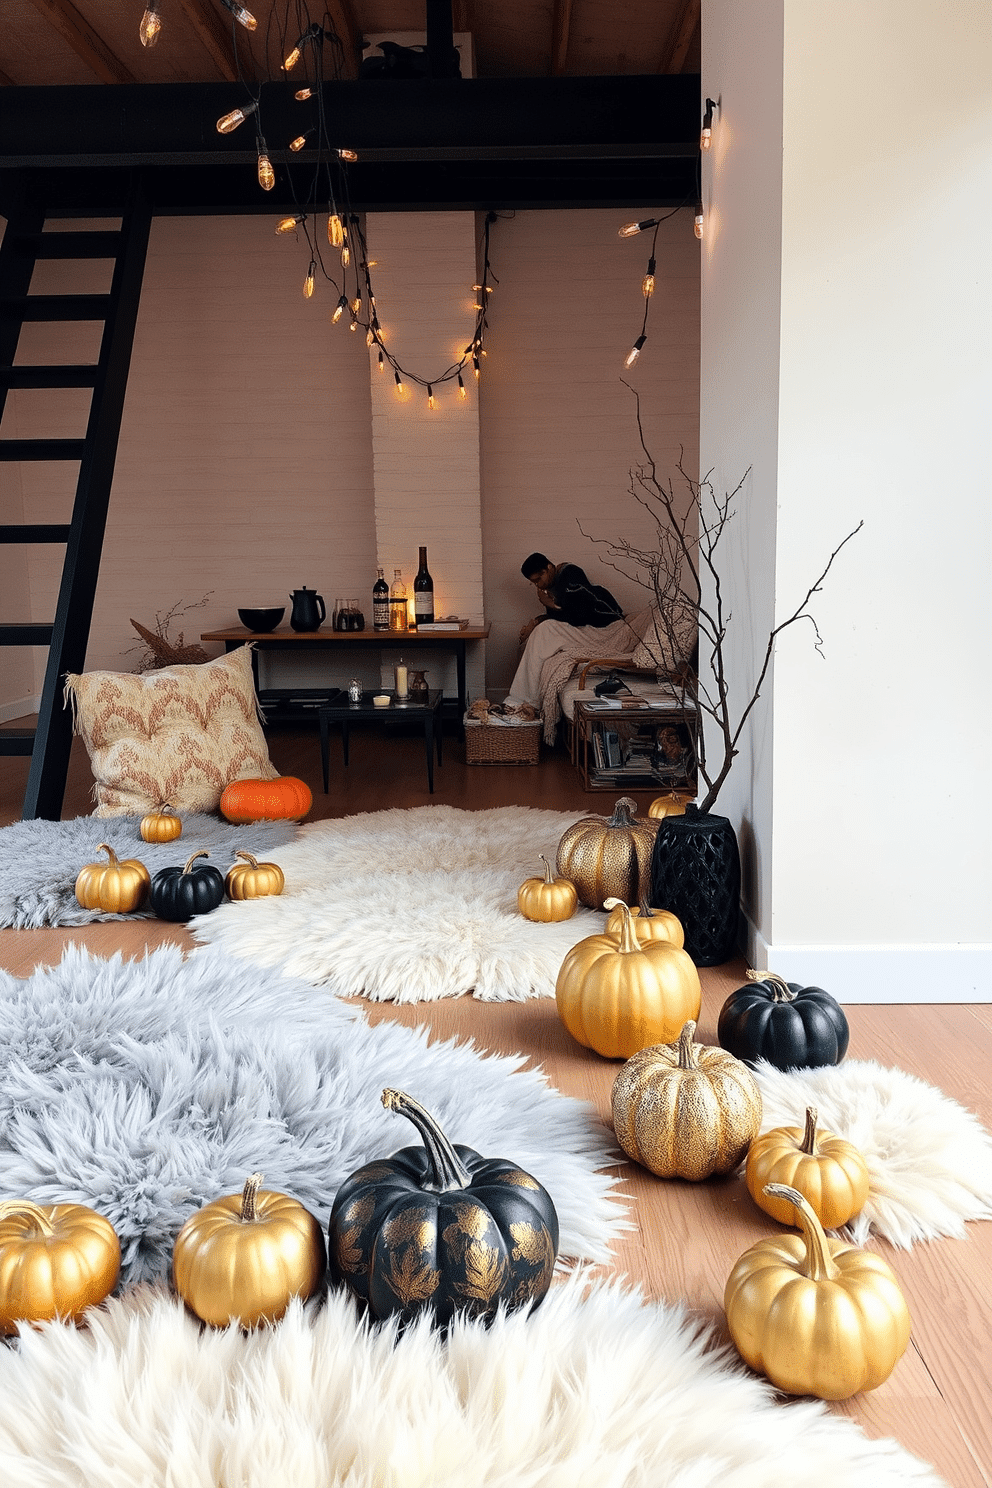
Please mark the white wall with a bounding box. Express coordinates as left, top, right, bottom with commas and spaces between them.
703, 0, 992, 999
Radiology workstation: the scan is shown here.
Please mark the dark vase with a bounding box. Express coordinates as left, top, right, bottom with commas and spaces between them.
649, 803, 741, 966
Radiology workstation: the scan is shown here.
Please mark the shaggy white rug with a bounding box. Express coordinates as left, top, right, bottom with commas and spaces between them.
190, 805, 607, 1001
0, 1276, 943, 1488
752, 1058, 992, 1248
0, 945, 627, 1281
0, 813, 298, 927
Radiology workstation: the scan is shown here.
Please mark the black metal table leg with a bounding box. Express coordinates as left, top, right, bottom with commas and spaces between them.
319, 710, 331, 793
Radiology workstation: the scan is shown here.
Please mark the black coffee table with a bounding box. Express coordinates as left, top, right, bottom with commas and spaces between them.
318, 689, 444, 794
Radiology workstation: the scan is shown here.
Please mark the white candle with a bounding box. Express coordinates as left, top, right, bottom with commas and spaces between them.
395, 662, 408, 698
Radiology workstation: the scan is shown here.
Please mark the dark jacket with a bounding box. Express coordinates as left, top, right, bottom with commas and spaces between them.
535, 563, 623, 629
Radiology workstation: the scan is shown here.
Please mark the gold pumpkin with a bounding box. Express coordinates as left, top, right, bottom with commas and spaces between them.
555, 899, 701, 1060
725, 1182, 911, 1400
517, 855, 578, 923
0, 1199, 121, 1336
745, 1106, 870, 1229
74, 843, 150, 913
604, 898, 684, 949
172, 1172, 326, 1328
555, 797, 658, 910
612, 1019, 762, 1180
224, 850, 286, 900
647, 792, 690, 821
139, 804, 183, 843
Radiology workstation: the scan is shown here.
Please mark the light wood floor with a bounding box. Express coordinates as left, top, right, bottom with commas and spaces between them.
2, 721, 990, 1487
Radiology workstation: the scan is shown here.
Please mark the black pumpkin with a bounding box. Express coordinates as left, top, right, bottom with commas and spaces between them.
717, 971, 850, 1070
328, 1088, 559, 1327
149, 849, 226, 922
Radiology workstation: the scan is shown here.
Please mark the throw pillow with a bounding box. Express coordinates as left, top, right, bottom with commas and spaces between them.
64, 646, 278, 817
629, 606, 697, 673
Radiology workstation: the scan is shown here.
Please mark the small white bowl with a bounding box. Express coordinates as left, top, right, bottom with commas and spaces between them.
373, 694, 391, 707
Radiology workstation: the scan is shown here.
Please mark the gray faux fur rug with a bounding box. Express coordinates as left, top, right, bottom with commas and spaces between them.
0, 944, 627, 1283
0, 813, 298, 927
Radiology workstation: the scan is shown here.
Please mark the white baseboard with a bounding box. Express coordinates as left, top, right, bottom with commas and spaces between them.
746, 918, 992, 1003
0, 694, 39, 725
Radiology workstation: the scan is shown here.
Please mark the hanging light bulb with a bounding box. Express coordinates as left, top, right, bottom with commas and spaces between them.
694, 204, 705, 239
327, 213, 344, 248
427, 384, 435, 409
256, 139, 275, 191
283, 25, 321, 71
366, 327, 375, 348
139, 5, 162, 48
350, 317, 359, 332
219, 0, 257, 29
283, 44, 302, 70
337, 148, 359, 162
351, 297, 361, 316
624, 334, 647, 368
276, 215, 303, 235
341, 244, 351, 267
394, 370, 405, 396
472, 355, 481, 380
377, 350, 385, 372
642, 256, 656, 298
295, 87, 313, 101
332, 294, 349, 324
618, 217, 660, 239
289, 135, 308, 153
457, 373, 466, 399
216, 100, 257, 134
303, 261, 316, 299
700, 98, 716, 151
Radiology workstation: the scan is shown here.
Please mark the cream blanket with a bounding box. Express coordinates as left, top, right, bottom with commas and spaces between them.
537, 616, 637, 742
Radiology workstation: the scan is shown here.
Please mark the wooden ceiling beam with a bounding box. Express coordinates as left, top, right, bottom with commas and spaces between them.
550, 0, 573, 77
656, 0, 700, 74
176, 0, 239, 83
27, 0, 135, 85
0, 69, 15, 87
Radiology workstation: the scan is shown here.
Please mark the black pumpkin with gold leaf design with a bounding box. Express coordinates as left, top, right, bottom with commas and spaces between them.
328, 1089, 559, 1327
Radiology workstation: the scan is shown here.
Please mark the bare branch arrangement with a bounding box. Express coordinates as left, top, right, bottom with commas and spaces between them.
585, 388, 863, 814
126, 593, 214, 672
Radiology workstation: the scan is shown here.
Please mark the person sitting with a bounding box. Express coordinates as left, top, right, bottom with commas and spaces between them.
507, 553, 632, 710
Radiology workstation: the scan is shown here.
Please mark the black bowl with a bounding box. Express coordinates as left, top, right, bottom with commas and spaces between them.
239, 606, 285, 632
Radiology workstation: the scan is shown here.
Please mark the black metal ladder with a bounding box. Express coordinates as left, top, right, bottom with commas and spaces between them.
0, 194, 151, 819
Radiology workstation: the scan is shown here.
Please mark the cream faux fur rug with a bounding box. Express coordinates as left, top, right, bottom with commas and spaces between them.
0, 1276, 943, 1488
752, 1058, 992, 1248
190, 805, 605, 1002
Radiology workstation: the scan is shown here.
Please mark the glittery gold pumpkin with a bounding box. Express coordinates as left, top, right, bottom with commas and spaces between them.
611, 1020, 762, 1179
555, 797, 658, 909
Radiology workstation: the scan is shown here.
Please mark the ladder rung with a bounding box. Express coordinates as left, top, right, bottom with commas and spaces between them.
0, 730, 36, 756
0, 365, 98, 389
1, 295, 112, 322
0, 439, 86, 461
22, 232, 123, 260
0, 524, 71, 543
0, 623, 55, 645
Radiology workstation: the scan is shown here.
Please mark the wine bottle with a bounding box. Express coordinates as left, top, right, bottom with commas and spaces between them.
413, 545, 434, 624
372, 568, 389, 630
389, 569, 407, 631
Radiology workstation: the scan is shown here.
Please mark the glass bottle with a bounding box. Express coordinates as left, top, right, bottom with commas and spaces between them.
413, 545, 434, 625
389, 569, 407, 631
372, 567, 389, 630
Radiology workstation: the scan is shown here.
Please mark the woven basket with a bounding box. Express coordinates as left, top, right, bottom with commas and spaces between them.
465, 721, 541, 765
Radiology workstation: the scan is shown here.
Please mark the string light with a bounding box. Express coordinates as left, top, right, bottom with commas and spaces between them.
457, 373, 466, 399
377, 350, 385, 371
216, 101, 257, 133
624, 334, 647, 368
642, 256, 656, 298
618, 217, 661, 238
394, 370, 405, 396
341, 243, 350, 267
283, 23, 322, 71
337, 148, 359, 162
694, 203, 704, 239
327, 214, 344, 248
256, 138, 275, 191
700, 97, 717, 151
427, 384, 435, 409
276, 215, 303, 235
295, 87, 313, 101
218, 0, 257, 29
303, 260, 316, 298
289, 135, 308, 153
332, 294, 348, 324
139, 5, 162, 48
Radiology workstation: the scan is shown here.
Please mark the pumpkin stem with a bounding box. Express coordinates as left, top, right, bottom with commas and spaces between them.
675, 1020, 699, 1069
96, 843, 119, 866
234, 851, 259, 868
182, 850, 210, 875
602, 898, 640, 955
381, 1089, 472, 1191
608, 796, 638, 828
239, 1172, 265, 1223
638, 899, 655, 919
763, 1183, 840, 1282
746, 969, 796, 1003
0, 1199, 55, 1235
539, 854, 554, 885
801, 1106, 819, 1156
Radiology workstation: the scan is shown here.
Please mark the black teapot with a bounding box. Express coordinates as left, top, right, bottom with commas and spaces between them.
290, 587, 326, 632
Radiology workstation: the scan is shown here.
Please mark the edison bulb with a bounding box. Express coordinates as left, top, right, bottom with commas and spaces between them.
624, 335, 646, 368
289, 136, 307, 153
139, 6, 162, 47
303, 266, 315, 299
283, 45, 302, 71
327, 214, 344, 248
257, 152, 275, 191
276, 217, 299, 235
217, 106, 254, 134
337, 148, 358, 162
694, 210, 704, 239
295, 87, 313, 101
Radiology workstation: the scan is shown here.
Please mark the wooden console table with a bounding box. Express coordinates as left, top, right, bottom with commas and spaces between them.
201, 625, 490, 723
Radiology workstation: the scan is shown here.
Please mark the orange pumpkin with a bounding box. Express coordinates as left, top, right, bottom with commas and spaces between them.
219, 776, 312, 824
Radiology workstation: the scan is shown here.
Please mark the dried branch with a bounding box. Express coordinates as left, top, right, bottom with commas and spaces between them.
126, 593, 214, 672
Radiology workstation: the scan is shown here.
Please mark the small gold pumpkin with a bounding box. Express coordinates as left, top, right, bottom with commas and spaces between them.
139, 804, 183, 843
604, 898, 684, 949
74, 843, 150, 913
612, 1019, 762, 1179
224, 850, 285, 900
725, 1182, 911, 1399
517, 855, 578, 922
0, 1199, 121, 1336
555, 797, 658, 910
647, 792, 690, 821
745, 1106, 870, 1229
